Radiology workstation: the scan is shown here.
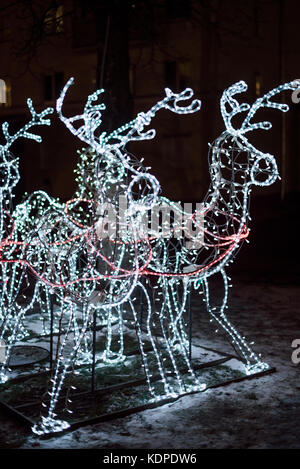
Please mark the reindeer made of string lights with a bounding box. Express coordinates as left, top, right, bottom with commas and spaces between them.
192, 80, 298, 373
0, 101, 53, 368
113, 79, 299, 383
28, 79, 203, 435
0, 79, 203, 435
0, 78, 298, 436
32, 78, 297, 436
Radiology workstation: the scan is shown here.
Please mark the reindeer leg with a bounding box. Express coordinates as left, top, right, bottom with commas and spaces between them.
0, 304, 31, 382
102, 305, 125, 363
132, 282, 172, 399
0, 280, 39, 383
74, 302, 93, 365
0, 305, 20, 383
202, 269, 269, 374
171, 279, 206, 390
157, 285, 185, 395
40, 285, 55, 335
32, 300, 92, 435
159, 278, 206, 394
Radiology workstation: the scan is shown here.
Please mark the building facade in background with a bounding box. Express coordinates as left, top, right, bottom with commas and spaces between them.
0, 0, 299, 204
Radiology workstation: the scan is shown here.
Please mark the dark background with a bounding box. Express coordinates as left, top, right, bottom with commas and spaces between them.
0, 0, 299, 280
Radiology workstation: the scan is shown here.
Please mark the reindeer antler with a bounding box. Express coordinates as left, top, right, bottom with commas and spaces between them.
56, 78, 201, 151
56, 77, 106, 149
221, 79, 299, 137
0, 99, 53, 157
104, 87, 201, 147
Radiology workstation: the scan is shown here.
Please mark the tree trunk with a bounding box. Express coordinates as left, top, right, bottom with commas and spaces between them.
95, 0, 133, 134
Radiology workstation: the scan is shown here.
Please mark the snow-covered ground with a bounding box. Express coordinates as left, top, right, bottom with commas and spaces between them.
0, 274, 299, 449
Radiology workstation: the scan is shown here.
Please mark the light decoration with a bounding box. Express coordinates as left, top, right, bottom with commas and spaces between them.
0, 100, 54, 363
0, 78, 298, 436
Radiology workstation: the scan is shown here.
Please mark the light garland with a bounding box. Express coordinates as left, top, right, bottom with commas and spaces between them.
0, 78, 297, 436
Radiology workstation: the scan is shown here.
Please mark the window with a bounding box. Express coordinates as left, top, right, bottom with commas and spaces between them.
255, 74, 262, 97
164, 62, 188, 92
43, 73, 64, 102
253, 0, 260, 37
72, 0, 99, 48
165, 0, 190, 19
0, 79, 12, 107
164, 61, 177, 90
73, 0, 94, 21
0, 79, 6, 104
0, 16, 10, 43
44, 4, 64, 34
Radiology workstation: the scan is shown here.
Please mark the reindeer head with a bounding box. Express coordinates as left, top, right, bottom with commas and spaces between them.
52, 80, 203, 309
209, 80, 299, 190
56, 78, 201, 216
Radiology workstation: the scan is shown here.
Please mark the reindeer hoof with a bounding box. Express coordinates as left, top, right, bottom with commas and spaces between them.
102, 351, 126, 364
198, 382, 207, 391
0, 372, 8, 384
32, 416, 70, 436
75, 350, 93, 365
183, 381, 207, 394
245, 362, 270, 375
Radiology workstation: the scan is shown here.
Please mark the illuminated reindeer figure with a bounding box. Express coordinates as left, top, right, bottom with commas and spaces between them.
0, 139, 20, 323
144, 80, 299, 375
1, 79, 296, 436
32, 79, 298, 435
193, 80, 298, 373
27, 78, 202, 435
0, 101, 53, 379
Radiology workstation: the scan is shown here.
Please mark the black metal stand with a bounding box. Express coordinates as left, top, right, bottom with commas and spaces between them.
91, 309, 97, 393
0, 341, 276, 435
49, 294, 54, 371
188, 290, 192, 361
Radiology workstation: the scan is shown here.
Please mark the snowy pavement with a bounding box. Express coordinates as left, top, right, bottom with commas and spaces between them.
0, 274, 299, 449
